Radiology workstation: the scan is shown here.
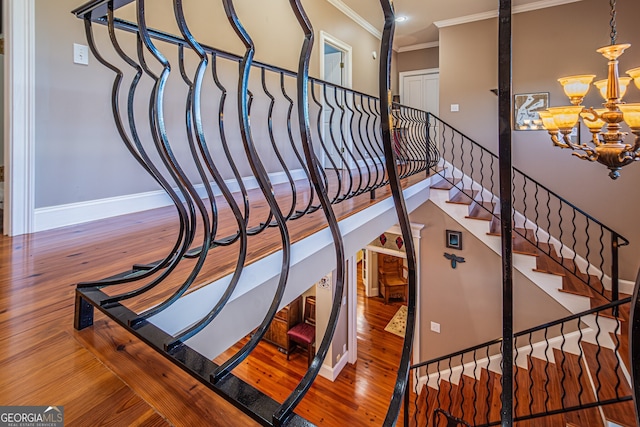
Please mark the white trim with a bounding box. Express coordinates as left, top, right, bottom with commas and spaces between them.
434, 0, 582, 28
325, 0, 381, 40
33, 169, 307, 232
319, 351, 349, 382
5, 0, 35, 236
397, 42, 439, 53
364, 244, 406, 259
319, 31, 353, 89
319, 32, 353, 169
348, 255, 358, 364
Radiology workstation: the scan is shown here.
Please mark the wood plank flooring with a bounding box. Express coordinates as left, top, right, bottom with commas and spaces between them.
0, 172, 427, 426
213, 263, 409, 426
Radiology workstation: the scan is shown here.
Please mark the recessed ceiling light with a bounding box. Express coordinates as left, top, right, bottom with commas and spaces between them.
395, 16, 408, 23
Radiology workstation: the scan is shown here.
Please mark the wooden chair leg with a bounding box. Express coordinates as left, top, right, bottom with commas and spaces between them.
307, 343, 313, 367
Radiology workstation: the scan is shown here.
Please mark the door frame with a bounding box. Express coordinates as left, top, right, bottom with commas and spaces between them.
319, 31, 352, 170
4, 0, 35, 236
350, 223, 424, 367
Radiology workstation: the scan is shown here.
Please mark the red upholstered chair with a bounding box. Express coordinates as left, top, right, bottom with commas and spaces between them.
286, 296, 316, 366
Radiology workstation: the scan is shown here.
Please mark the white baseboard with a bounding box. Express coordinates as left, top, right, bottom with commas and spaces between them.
319, 351, 349, 382
33, 169, 306, 232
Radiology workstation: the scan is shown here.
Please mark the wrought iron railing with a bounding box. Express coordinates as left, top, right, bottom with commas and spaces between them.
71, 0, 430, 425
406, 294, 635, 426
428, 114, 629, 305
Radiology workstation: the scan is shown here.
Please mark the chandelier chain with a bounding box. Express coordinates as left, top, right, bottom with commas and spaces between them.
609, 0, 617, 45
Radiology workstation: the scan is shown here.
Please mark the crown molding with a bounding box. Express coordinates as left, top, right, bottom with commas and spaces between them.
434, 0, 582, 28
325, 0, 382, 40
397, 41, 439, 53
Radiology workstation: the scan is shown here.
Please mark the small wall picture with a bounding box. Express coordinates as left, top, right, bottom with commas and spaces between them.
514, 92, 549, 130
446, 230, 462, 250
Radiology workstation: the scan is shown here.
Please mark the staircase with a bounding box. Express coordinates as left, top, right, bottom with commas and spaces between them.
406, 113, 636, 426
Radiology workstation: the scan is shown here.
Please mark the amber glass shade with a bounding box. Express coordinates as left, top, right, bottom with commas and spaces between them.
627, 67, 640, 90
548, 106, 583, 131
594, 77, 632, 100
538, 111, 558, 132
580, 109, 606, 131
558, 75, 595, 104
619, 103, 640, 130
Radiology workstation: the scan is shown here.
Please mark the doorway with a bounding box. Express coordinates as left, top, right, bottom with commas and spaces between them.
399, 68, 440, 115
320, 32, 352, 170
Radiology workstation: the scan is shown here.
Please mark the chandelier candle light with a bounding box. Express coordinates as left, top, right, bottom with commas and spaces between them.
539, 0, 640, 179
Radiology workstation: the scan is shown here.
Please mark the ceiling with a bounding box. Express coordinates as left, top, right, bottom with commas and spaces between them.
339, 0, 570, 49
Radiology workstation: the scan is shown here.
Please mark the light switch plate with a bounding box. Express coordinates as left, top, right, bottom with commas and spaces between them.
74, 43, 89, 65
431, 321, 441, 333
450, 104, 460, 112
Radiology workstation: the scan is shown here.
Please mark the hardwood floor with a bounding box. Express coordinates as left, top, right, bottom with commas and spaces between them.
214, 263, 408, 426
0, 172, 426, 426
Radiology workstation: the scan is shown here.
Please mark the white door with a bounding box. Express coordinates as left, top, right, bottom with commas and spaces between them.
401, 70, 439, 115
324, 47, 344, 169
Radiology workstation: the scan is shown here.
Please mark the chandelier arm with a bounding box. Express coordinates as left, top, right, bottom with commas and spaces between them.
561, 134, 589, 152
551, 133, 571, 149
631, 134, 640, 152
571, 150, 599, 162
590, 133, 603, 147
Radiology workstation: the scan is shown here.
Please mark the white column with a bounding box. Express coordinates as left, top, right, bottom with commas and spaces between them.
4, 0, 36, 235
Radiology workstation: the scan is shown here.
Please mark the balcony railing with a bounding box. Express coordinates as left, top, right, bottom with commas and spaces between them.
71, 0, 428, 425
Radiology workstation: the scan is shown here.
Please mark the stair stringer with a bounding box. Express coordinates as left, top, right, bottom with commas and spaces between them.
436, 161, 634, 295
429, 184, 591, 316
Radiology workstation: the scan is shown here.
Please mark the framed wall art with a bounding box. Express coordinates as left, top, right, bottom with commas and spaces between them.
514, 92, 549, 130
446, 230, 462, 250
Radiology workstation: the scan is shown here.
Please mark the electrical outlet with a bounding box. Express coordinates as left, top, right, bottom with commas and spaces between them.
431, 321, 441, 333
73, 43, 89, 65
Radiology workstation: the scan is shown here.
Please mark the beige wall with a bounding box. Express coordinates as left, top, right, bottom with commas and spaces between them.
34, 0, 384, 208
438, 0, 640, 280
397, 47, 439, 73
410, 201, 572, 361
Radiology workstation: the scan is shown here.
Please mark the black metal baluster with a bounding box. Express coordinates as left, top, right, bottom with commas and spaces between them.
281, 72, 315, 219
630, 268, 640, 426
212, 0, 292, 388
273, 1, 346, 423
344, 92, 367, 194
379, 2, 418, 424
77, 5, 188, 290
163, 0, 248, 346
262, 67, 298, 221
210, 52, 251, 230
310, 81, 342, 202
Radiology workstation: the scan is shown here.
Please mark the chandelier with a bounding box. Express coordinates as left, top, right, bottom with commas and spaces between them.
538, 0, 640, 179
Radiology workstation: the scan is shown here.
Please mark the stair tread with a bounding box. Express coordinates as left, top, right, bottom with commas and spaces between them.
488, 370, 503, 424
452, 374, 478, 424
581, 342, 636, 427
430, 177, 462, 190
466, 202, 495, 221
552, 348, 604, 427
527, 357, 566, 427
415, 385, 437, 427
513, 228, 539, 256
447, 190, 480, 205
611, 320, 630, 371
559, 271, 606, 301
433, 380, 455, 426
473, 369, 493, 426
